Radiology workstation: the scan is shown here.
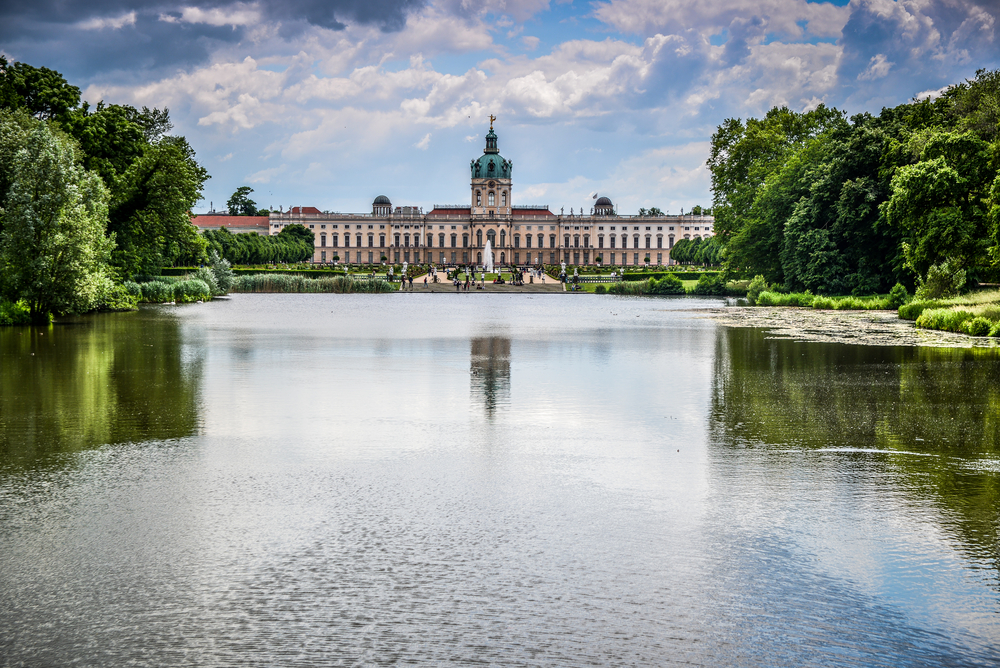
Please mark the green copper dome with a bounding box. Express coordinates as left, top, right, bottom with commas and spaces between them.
472, 154, 511, 179
471, 127, 511, 179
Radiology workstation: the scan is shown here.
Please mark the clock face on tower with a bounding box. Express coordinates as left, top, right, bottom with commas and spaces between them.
488, 181, 495, 188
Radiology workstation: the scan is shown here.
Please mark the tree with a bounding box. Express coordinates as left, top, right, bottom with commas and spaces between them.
110, 136, 210, 275
227, 186, 258, 216
0, 59, 80, 120
0, 123, 113, 322
277, 223, 315, 246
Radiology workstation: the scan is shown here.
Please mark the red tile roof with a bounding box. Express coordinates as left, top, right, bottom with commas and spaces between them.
429, 207, 471, 215
190, 215, 270, 231
290, 206, 322, 214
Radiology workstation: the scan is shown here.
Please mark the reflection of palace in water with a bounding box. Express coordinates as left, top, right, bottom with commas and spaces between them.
470, 337, 511, 415
192, 119, 715, 267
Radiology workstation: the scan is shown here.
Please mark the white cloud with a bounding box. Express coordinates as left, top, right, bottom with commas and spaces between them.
857, 53, 893, 80
414, 132, 431, 149
522, 36, 540, 50
163, 3, 262, 27
77, 11, 136, 30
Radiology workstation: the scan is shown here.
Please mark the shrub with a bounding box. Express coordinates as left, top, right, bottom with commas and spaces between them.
230, 274, 394, 293
140, 281, 175, 303
746, 275, 768, 305
963, 316, 993, 337
811, 296, 836, 310
887, 283, 910, 309
123, 281, 142, 297
192, 267, 220, 296
898, 300, 941, 320
210, 251, 234, 294
0, 300, 30, 326
94, 282, 139, 312
916, 259, 966, 300
915, 308, 976, 333
691, 273, 727, 296
990, 322, 1000, 337
135, 274, 182, 285
607, 280, 650, 296
594, 284, 607, 294
755, 291, 814, 307
173, 279, 213, 303
648, 274, 685, 295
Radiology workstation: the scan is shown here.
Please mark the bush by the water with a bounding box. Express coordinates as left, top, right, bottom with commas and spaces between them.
915, 307, 977, 333
607, 281, 652, 296
139, 280, 175, 303
746, 275, 768, 305
173, 279, 212, 303
691, 273, 727, 295
887, 283, 910, 309
0, 300, 30, 325
594, 284, 607, 294
963, 316, 993, 337
648, 274, 685, 295
232, 274, 394, 293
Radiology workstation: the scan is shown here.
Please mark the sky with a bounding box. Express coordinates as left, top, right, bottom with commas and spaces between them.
2, 0, 998, 215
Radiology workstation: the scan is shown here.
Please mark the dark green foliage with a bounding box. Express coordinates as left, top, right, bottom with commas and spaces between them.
669, 237, 723, 266
648, 274, 685, 294
227, 186, 259, 216
964, 316, 992, 336
139, 281, 175, 303
231, 274, 394, 293
0, 300, 30, 325
202, 226, 313, 265
898, 300, 942, 321
887, 283, 910, 309
709, 69, 1000, 295
692, 273, 727, 295
172, 279, 212, 303
594, 284, 607, 294
0, 57, 80, 120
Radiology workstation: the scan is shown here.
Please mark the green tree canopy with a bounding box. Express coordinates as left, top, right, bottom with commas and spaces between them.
227, 186, 259, 216
0, 57, 81, 120
0, 123, 113, 321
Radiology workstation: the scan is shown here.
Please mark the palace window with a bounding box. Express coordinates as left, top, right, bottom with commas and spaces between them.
573, 235, 579, 248
669, 236, 674, 248
439, 233, 446, 247
462, 234, 468, 247
451, 234, 457, 248
404, 234, 410, 247
526, 235, 532, 248
477, 230, 483, 246
514, 235, 520, 248
332, 235, 339, 247
356, 235, 362, 247
394, 234, 400, 246
584, 235, 590, 248
598, 236, 604, 249
499, 230, 506, 246
489, 192, 495, 206
476, 191, 482, 206
345, 235, 351, 247
610, 236, 616, 249
645, 237, 651, 249
550, 235, 556, 248
502, 191, 507, 206
320, 234, 327, 247
564, 235, 570, 247
657, 236, 662, 249
368, 235, 374, 247
380, 234, 385, 246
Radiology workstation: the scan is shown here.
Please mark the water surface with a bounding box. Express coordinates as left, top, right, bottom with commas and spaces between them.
1, 294, 998, 666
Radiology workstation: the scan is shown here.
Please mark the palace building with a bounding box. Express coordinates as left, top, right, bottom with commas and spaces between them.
194, 122, 715, 267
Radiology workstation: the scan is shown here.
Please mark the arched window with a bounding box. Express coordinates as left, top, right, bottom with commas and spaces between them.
621, 234, 627, 248
573, 235, 579, 248
368, 234, 374, 247
549, 235, 556, 248
487, 230, 496, 246
404, 234, 410, 247
379, 234, 385, 246
394, 234, 400, 246
514, 235, 520, 248
656, 236, 662, 249
501, 191, 507, 206
462, 234, 468, 247
439, 233, 445, 247
598, 235, 604, 249
499, 230, 506, 247
476, 191, 482, 206
564, 235, 570, 248
610, 236, 615, 249
357, 235, 362, 247
477, 230, 483, 246
451, 234, 457, 248
320, 234, 327, 247
525, 235, 532, 248
345, 235, 351, 247
332, 234, 339, 247
583, 235, 590, 248
645, 236, 651, 249
488, 191, 495, 206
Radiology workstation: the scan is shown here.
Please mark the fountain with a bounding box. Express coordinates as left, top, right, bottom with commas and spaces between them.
483, 240, 494, 274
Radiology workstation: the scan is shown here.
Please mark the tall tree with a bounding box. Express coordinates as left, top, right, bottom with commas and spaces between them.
0, 59, 80, 120
227, 186, 258, 216
0, 123, 113, 322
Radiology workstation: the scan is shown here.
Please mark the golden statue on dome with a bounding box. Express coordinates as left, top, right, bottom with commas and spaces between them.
489, 114, 496, 130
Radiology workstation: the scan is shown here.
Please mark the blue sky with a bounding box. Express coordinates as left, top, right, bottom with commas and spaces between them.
2, 0, 997, 214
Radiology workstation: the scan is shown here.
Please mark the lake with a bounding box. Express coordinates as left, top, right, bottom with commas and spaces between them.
1, 294, 998, 666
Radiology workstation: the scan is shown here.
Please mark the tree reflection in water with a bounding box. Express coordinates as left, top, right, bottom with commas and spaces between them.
0, 310, 202, 467
710, 326, 1000, 578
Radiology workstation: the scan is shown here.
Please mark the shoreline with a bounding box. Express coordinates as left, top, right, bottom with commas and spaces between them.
698, 305, 1000, 349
